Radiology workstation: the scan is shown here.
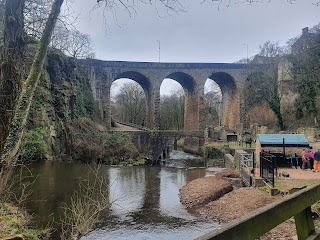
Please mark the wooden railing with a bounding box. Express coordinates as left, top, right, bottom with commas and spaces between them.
196, 183, 320, 240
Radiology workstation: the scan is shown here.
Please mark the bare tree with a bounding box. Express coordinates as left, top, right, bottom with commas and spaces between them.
0, 0, 26, 151
204, 91, 221, 127
24, 0, 53, 38
113, 82, 146, 126
65, 29, 95, 58
259, 41, 285, 58
211, 0, 320, 8
50, 23, 95, 58
160, 90, 184, 130
50, 21, 70, 51
245, 65, 285, 130
1, 0, 64, 165
291, 23, 320, 126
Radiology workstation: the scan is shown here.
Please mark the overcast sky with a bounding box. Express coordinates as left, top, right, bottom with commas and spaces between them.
63, 0, 320, 94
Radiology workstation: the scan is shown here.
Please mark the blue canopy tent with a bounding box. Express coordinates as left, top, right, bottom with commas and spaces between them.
256, 134, 310, 168
257, 134, 309, 148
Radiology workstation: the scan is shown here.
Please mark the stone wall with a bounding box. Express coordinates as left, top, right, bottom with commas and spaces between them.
224, 154, 235, 168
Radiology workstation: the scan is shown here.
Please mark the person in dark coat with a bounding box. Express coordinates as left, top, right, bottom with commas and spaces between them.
313, 149, 320, 172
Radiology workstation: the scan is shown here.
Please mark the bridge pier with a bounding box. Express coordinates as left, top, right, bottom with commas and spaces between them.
101, 80, 112, 129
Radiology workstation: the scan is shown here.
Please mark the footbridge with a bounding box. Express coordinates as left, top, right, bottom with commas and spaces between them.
82, 59, 272, 132
111, 120, 204, 161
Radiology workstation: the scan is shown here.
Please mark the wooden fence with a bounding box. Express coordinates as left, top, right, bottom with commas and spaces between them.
196, 183, 320, 240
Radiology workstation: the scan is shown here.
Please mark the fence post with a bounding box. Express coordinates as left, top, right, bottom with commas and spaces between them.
252, 152, 255, 170
260, 153, 263, 178
272, 156, 275, 188
294, 206, 315, 239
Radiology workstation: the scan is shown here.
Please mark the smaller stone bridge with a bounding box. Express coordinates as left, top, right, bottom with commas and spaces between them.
111, 130, 204, 161
110, 121, 204, 161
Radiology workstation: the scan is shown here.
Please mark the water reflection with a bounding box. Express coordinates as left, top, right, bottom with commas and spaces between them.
166, 150, 204, 169
109, 167, 146, 217
18, 151, 219, 240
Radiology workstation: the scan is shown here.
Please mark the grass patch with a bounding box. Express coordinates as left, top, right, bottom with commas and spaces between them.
274, 179, 318, 192
0, 203, 50, 239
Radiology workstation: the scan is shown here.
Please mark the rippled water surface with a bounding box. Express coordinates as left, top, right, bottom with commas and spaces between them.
22, 151, 221, 240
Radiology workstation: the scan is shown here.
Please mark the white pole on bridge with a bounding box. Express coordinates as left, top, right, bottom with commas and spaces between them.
157, 40, 161, 63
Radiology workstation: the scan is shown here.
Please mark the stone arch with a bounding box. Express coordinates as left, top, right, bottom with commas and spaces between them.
111, 71, 154, 128
115, 71, 151, 93
208, 72, 239, 129
166, 72, 196, 94
164, 72, 198, 130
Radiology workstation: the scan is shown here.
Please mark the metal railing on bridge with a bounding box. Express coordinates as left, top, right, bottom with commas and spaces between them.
239, 153, 255, 187
260, 152, 277, 188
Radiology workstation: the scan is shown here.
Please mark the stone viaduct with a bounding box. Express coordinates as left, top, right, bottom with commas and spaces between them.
83, 59, 265, 132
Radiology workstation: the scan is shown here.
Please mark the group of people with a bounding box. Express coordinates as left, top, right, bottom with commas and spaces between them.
300, 148, 320, 172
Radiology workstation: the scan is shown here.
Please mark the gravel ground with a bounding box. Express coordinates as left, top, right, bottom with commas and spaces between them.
179, 176, 233, 208
178, 169, 311, 239
198, 187, 279, 223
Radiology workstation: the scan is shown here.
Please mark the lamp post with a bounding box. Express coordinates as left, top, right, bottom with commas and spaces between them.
243, 43, 249, 63
157, 40, 161, 62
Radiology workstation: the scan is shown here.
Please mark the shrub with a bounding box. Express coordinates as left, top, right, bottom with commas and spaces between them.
203, 146, 223, 159
69, 118, 139, 163
21, 128, 47, 161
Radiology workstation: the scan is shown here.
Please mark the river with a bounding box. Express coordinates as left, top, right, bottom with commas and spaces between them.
21, 150, 221, 239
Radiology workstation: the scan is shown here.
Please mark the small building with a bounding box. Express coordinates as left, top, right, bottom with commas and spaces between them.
256, 134, 310, 165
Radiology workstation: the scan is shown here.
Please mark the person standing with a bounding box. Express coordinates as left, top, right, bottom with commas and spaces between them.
290, 153, 298, 168
301, 149, 308, 170
314, 149, 320, 172
309, 149, 314, 171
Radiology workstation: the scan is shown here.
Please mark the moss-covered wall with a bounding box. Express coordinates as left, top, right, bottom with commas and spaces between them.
26, 50, 98, 161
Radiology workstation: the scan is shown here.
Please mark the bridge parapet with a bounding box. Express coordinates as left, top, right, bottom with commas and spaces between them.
113, 120, 151, 131
149, 130, 204, 138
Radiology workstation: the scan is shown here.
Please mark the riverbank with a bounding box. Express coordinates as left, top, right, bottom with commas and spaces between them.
0, 202, 49, 240
179, 168, 320, 239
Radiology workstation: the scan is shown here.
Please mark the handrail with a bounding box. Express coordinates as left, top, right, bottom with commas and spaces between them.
196, 183, 320, 240
112, 120, 203, 137
113, 119, 150, 131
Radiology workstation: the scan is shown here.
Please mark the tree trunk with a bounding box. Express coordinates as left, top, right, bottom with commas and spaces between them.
0, 0, 64, 165
0, 0, 26, 152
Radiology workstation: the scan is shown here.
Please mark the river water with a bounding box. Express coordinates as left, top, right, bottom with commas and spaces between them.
21, 151, 221, 240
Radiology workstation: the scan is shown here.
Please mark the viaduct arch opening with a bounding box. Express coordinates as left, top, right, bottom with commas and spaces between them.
203, 79, 222, 128
159, 79, 184, 130
111, 78, 147, 126
111, 71, 152, 127
208, 72, 239, 128
164, 72, 197, 131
